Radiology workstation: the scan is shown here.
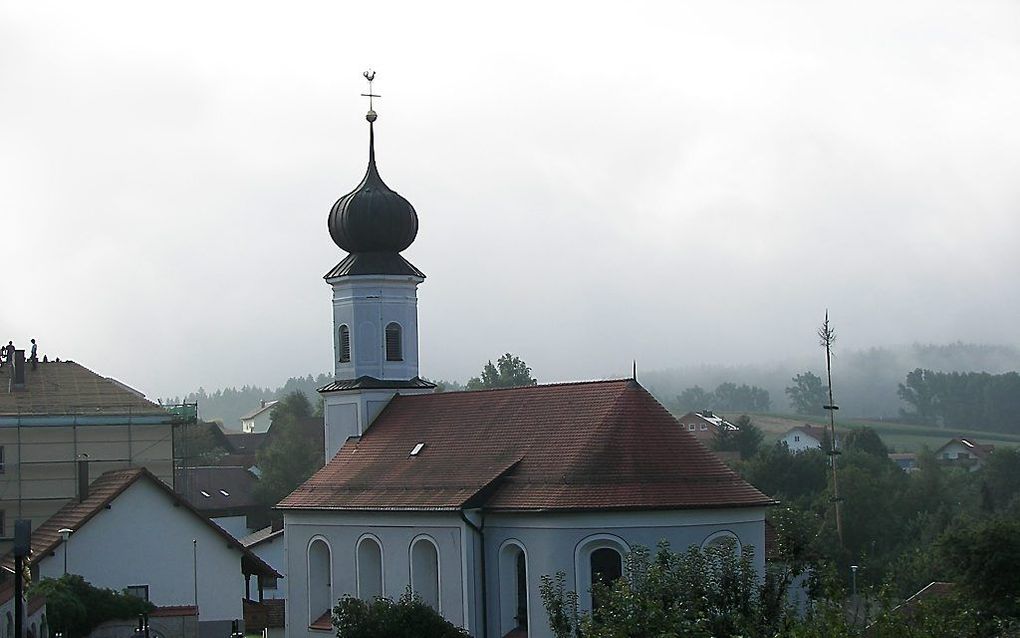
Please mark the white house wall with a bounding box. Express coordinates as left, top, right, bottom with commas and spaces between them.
39, 479, 248, 637
250, 535, 287, 600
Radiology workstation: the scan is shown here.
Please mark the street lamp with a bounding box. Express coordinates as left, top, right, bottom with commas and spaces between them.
58, 528, 74, 574
850, 565, 859, 597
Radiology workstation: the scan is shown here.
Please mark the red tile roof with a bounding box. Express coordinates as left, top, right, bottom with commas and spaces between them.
279, 379, 774, 512
0, 467, 280, 578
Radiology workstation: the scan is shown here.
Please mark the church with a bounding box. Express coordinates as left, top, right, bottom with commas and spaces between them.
277, 81, 774, 638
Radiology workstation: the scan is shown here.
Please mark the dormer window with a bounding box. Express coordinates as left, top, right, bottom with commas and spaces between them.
339, 325, 351, 363
385, 323, 403, 361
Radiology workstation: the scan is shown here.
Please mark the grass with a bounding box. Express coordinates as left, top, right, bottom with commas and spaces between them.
718, 412, 1020, 453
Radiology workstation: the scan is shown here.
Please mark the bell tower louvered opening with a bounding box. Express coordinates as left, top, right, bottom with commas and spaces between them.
385, 323, 403, 361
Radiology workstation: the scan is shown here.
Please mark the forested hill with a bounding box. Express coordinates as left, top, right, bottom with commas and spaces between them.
642, 342, 1020, 420
163, 373, 332, 429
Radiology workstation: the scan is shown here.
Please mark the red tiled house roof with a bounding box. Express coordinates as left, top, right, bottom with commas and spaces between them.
279, 379, 774, 512
0, 467, 279, 578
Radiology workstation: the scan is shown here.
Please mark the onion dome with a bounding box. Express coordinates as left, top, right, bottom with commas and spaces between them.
328, 121, 418, 253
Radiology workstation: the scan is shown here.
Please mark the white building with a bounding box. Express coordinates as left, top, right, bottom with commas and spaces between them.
0, 585, 46, 638
779, 424, 838, 453
241, 401, 278, 433
243, 523, 286, 601
1, 466, 279, 638
934, 437, 994, 471
277, 101, 775, 638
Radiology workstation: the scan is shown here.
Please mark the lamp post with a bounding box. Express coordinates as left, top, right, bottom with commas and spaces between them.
58, 528, 74, 574
850, 565, 859, 598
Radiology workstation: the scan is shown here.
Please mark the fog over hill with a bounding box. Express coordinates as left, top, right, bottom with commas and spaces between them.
169, 342, 1019, 427
642, 342, 1020, 418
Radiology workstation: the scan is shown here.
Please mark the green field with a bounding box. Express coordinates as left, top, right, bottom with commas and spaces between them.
717, 412, 1020, 453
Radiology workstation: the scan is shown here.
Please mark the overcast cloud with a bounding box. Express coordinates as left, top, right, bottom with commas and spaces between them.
1, 1, 1018, 399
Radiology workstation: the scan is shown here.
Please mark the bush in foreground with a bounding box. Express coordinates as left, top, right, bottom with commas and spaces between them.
333, 590, 468, 638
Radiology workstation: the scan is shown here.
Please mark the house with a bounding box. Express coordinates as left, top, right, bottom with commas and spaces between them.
0, 357, 188, 553
676, 410, 738, 445
934, 438, 994, 471
779, 424, 839, 453
0, 584, 47, 638
243, 521, 286, 600
241, 401, 278, 434
277, 102, 774, 638
175, 464, 264, 538
0, 465, 280, 637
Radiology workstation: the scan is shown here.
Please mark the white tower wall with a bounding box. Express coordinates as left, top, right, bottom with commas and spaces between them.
330, 274, 423, 381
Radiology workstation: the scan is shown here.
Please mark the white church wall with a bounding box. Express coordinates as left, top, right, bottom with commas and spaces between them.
480, 508, 768, 638
284, 507, 766, 638
284, 511, 466, 638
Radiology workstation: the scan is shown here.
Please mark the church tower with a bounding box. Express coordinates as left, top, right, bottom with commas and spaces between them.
320, 72, 435, 460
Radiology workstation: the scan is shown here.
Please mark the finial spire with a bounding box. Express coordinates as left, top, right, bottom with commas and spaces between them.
361, 69, 379, 122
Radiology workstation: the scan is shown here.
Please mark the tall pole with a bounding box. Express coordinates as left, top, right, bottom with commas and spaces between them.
14, 555, 23, 638
193, 539, 199, 608
820, 311, 844, 547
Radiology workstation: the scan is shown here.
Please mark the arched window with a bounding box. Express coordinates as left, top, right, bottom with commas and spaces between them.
357, 535, 384, 600
338, 325, 351, 363
308, 537, 332, 624
590, 547, 622, 610
702, 530, 741, 553
6, 612, 13, 638
498, 541, 529, 635
385, 323, 403, 362
39, 615, 47, 638
575, 534, 629, 613
410, 536, 440, 611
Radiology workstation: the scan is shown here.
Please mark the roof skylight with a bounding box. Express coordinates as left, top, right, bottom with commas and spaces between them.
219, 490, 230, 497
200, 490, 211, 498
410, 442, 425, 456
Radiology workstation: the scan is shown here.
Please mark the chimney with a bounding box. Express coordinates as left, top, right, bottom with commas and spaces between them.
77, 459, 90, 502
9, 350, 26, 391
260, 399, 266, 408
271, 518, 284, 532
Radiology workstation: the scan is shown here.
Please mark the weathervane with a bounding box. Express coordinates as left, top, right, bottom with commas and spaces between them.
362, 69, 379, 122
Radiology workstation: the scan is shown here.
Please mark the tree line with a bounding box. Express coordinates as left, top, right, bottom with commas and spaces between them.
898, 368, 1020, 432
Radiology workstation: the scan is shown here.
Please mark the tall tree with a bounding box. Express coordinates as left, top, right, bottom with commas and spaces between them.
466, 353, 537, 390
842, 427, 888, 457
253, 391, 322, 507
676, 385, 713, 411
897, 368, 939, 425
713, 415, 763, 460
785, 372, 828, 415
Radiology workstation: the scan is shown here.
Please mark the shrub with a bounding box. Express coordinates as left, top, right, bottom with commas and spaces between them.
29, 575, 154, 638
333, 589, 468, 638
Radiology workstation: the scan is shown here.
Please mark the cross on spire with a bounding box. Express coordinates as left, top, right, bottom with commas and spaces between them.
362, 69, 380, 122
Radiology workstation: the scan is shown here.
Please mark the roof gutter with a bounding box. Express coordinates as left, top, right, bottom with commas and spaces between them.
459, 509, 486, 638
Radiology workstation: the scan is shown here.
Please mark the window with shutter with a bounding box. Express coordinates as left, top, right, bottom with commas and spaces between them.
338, 325, 351, 363
385, 323, 403, 361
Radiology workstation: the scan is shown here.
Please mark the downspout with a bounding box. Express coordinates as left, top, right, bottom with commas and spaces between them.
459, 509, 487, 638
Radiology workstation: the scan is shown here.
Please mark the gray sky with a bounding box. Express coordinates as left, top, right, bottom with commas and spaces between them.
2, 1, 1018, 399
